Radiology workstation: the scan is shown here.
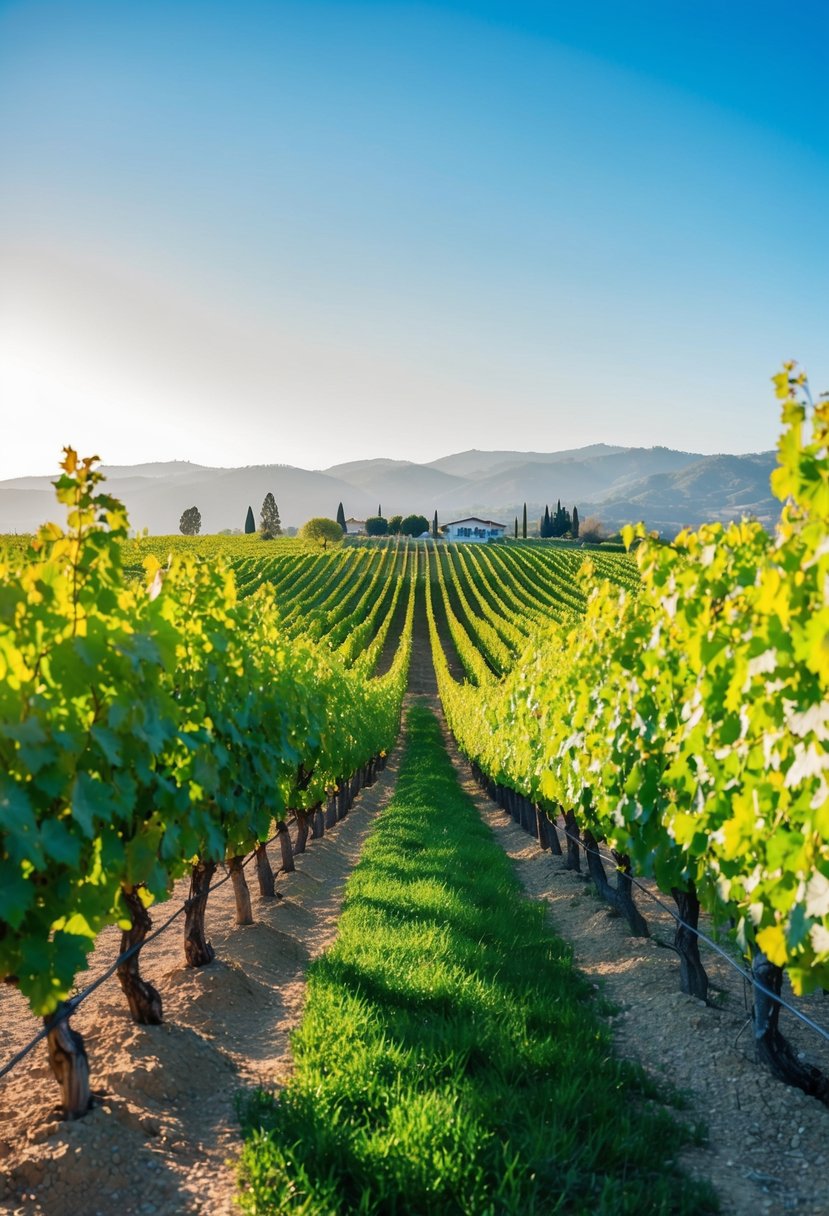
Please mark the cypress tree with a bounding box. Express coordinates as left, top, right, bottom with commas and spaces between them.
522, 502, 527, 539
542, 504, 550, 539
572, 506, 580, 538
244, 505, 255, 534
514, 517, 518, 539
433, 510, 439, 538
336, 502, 347, 533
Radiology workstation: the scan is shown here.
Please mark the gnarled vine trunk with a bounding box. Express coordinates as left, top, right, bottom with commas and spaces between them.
581, 832, 649, 937
563, 810, 581, 872
670, 885, 708, 1000
538, 807, 562, 855
184, 860, 216, 967
610, 849, 650, 938
293, 811, 310, 855
255, 841, 276, 897
752, 951, 829, 1104
44, 1004, 91, 1119
277, 819, 295, 871
228, 855, 254, 925
117, 886, 163, 1024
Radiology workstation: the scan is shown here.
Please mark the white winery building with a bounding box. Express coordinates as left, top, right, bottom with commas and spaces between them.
442, 517, 508, 542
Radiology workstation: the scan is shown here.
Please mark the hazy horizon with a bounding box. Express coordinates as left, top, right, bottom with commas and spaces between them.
1, 0, 827, 483
1, 437, 782, 485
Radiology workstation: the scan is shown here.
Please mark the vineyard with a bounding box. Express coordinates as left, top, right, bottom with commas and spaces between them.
2, 368, 829, 1213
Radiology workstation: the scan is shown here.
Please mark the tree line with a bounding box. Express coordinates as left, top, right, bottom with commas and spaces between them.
539, 500, 579, 539
511, 501, 583, 540
179, 494, 593, 543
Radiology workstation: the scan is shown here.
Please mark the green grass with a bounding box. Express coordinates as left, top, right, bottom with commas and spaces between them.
236, 704, 717, 1215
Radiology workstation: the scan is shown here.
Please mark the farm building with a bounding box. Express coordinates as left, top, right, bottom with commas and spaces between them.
443, 517, 508, 542
345, 518, 366, 535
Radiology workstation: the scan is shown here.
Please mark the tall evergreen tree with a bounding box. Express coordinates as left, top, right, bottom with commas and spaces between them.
336, 502, 347, 533
378, 504, 382, 518
542, 504, 551, 538
432, 510, 439, 538
260, 492, 282, 539
572, 506, 580, 538
514, 517, 518, 539
244, 505, 256, 534
522, 502, 527, 539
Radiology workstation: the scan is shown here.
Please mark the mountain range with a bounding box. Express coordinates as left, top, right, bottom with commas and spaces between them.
0, 445, 779, 538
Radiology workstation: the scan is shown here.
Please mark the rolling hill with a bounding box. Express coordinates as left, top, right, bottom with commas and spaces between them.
0, 445, 778, 537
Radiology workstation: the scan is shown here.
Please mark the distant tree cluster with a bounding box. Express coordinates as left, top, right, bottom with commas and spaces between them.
365, 516, 388, 536
539, 500, 579, 539
400, 513, 429, 537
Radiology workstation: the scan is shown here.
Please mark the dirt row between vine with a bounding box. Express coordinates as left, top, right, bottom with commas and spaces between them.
0, 748, 402, 1216
437, 719, 829, 1216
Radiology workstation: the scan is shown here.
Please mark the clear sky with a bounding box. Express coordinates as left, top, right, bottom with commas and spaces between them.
1, 0, 827, 479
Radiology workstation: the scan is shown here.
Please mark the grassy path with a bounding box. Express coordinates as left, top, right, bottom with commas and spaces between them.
237, 705, 718, 1215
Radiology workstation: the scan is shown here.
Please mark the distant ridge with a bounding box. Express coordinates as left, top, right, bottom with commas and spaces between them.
0, 444, 778, 537
424, 443, 628, 479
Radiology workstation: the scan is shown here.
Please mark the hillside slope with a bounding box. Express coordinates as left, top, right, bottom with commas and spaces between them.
0, 445, 777, 536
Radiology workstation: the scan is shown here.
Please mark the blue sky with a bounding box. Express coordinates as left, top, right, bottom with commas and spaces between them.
0, 0, 826, 477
